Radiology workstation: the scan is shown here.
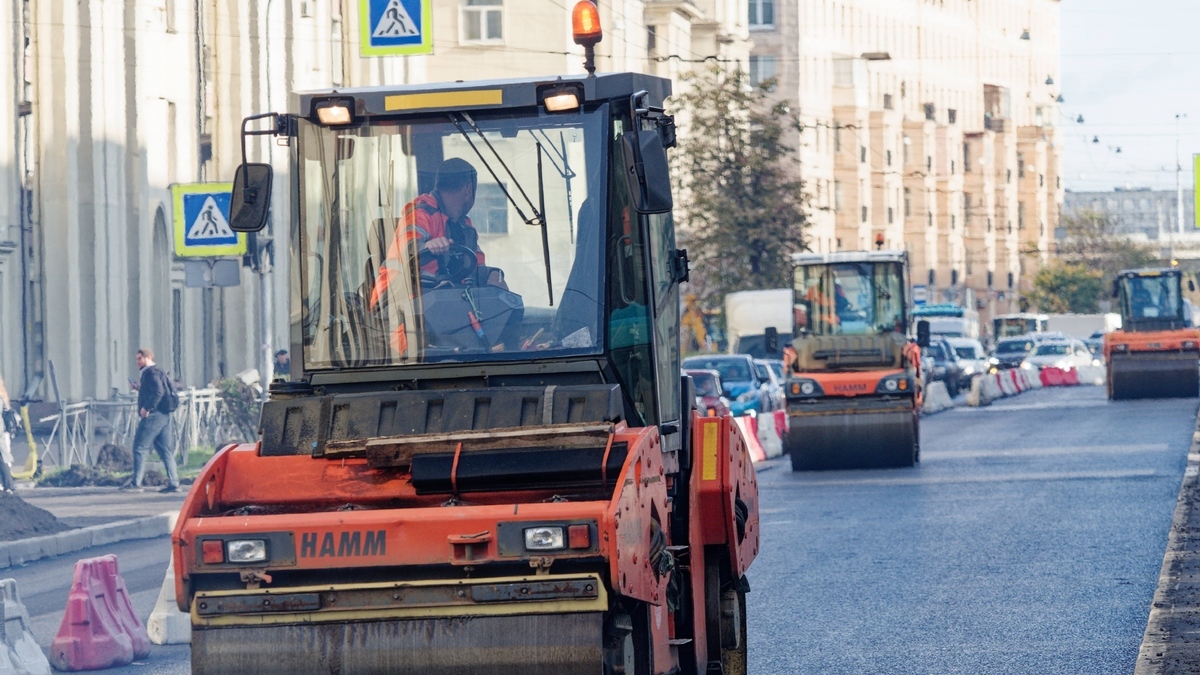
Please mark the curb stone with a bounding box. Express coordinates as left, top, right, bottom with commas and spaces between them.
1135, 414, 1200, 674
0, 512, 177, 570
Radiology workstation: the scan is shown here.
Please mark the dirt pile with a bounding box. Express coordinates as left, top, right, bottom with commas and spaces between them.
0, 494, 72, 541
94, 443, 133, 472
36, 464, 170, 488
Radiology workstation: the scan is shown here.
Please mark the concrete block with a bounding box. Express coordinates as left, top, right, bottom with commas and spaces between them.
0, 579, 51, 675
922, 381, 953, 414
147, 558, 190, 645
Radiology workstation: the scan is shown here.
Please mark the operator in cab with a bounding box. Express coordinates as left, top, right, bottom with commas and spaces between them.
370, 158, 508, 309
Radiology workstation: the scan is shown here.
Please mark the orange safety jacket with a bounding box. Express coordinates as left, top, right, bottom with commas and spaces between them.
369, 193, 487, 310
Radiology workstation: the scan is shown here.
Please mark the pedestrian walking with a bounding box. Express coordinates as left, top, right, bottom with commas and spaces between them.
274, 349, 290, 378
0, 375, 18, 495
124, 348, 180, 493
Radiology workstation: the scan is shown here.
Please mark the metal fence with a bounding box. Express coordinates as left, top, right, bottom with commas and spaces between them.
36, 388, 251, 469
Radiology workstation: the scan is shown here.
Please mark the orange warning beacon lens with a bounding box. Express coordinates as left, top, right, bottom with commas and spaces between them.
572, 1, 602, 46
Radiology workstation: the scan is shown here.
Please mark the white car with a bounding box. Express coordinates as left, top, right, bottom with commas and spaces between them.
946, 337, 988, 379
1020, 339, 1098, 371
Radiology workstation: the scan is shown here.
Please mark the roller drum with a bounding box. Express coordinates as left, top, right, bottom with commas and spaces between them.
1108, 352, 1199, 400
788, 399, 917, 471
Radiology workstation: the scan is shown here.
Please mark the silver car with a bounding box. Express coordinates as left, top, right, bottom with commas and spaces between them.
946, 337, 987, 380
1020, 339, 1098, 371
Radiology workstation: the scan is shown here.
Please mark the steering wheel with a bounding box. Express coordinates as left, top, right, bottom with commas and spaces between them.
431, 244, 479, 285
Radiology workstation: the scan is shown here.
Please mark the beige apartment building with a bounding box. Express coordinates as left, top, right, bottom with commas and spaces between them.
750, 0, 1063, 324
0, 0, 744, 401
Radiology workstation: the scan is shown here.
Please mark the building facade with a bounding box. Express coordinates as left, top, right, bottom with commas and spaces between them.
749, 0, 1063, 325
0, 0, 744, 401
1063, 188, 1195, 241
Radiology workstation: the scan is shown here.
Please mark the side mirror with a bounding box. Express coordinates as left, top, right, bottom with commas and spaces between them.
916, 320, 931, 348
1111, 279, 1120, 299
621, 130, 673, 214
1189, 279, 1196, 293
229, 163, 273, 232
764, 327, 780, 356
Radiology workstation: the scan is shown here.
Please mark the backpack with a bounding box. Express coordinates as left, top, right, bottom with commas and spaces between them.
157, 368, 180, 413
2, 406, 20, 434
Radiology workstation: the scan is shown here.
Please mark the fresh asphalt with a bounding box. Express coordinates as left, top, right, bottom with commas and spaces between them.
749, 385, 1197, 674
4, 386, 1195, 674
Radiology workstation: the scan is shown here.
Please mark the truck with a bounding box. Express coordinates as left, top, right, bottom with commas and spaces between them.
1104, 268, 1200, 399
992, 313, 1048, 341
784, 251, 925, 470
911, 303, 980, 340
171, 8, 759, 674
725, 289, 792, 358
1044, 313, 1121, 340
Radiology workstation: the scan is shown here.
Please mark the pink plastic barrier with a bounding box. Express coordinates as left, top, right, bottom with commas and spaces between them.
773, 410, 787, 441
51, 555, 147, 671
734, 415, 767, 463
1039, 367, 1081, 387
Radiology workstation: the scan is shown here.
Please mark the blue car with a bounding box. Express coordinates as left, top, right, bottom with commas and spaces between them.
681, 354, 770, 416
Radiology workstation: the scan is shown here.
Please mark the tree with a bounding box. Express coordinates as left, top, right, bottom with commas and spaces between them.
1056, 209, 1159, 284
672, 66, 808, 301
1027, 262, 1104, 313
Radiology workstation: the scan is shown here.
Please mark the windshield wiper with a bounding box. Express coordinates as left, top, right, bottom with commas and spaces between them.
447, 113, 554, 305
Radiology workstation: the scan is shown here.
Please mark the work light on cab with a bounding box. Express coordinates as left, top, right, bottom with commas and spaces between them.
540, 83, 584, 113
312, 97, 355, 126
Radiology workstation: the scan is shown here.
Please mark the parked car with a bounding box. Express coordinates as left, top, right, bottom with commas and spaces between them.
1020, 338, 1098, 371
923, 337, 966, 397
989, 336, 1038, 372
1085, 330, 1106, 359
753, 360, 786, 412
946, 337, 988, 380
685, 369, 731, 417
681, 354, 769, 416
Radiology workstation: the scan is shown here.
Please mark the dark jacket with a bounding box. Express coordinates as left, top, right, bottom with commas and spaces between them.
138, 365, 170, 414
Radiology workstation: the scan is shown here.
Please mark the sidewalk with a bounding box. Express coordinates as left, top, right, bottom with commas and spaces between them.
16, 486, 188, 529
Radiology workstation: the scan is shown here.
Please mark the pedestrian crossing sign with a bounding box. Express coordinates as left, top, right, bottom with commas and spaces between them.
360, 0, 432, 57
171, 182, 247, 258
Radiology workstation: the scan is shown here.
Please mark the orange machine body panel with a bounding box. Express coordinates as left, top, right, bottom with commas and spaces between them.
1104, 327, 1200, 359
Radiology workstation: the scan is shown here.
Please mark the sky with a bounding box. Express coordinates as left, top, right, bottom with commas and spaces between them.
1061, 0, 1200, 193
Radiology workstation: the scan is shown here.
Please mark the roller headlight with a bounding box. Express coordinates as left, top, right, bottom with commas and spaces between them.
524, 526, 565, 551
801, 382, 815, 395
226, 539, 267, 563
884, 379, 899, 392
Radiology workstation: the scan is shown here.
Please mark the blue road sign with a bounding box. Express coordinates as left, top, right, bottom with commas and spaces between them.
360, 0, 432, 57
171, 183, 246, 258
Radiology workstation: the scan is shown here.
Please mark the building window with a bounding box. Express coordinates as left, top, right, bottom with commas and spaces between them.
749, 55, 777, 87
963, 143, 971, 172
963, 193, 971, 227
927, 212, 933, 228
1008, 272, 1014, 289
886, 150, 892, 166
647, 26, 657, 56
834, 181, 843, 211
904, 188, 911, 217
929, 269, 936, 285
1017, 153, 1025, 178
903, 136, 910, 165
887, 207, 894, 224
1018, 202, 1026, 229
883, 93, 893, 110
860, 146, 867, 164
474, 183, 509, 234
948, 109, 957, 125
1039, 174, 1045, 188
926, 156, 932, 173
924, 103, 936, 121
861, 206, 868, 223
749, 0, 774, 28
165, 0, 176, 32
834, 126, 842, 153
462, 0, 503, 43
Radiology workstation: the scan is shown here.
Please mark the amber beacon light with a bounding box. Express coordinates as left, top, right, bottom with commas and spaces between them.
572, 1, 602, 76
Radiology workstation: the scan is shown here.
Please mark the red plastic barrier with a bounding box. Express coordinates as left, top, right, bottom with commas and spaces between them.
1040, 367, 1064, 387
773, 410, 787, 441
50, 555, 142, 671
734, 415, 767, 463
94, 555, 151, 659
1039, 367, 1080, 387
1008, 370, 1022, 392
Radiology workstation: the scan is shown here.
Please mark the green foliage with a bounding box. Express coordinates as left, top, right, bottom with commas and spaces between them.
1028, 263, 1104, 313
672, 66, 808, 302
216, 378, 262, 442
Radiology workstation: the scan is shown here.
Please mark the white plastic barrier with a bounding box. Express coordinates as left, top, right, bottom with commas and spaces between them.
147, 558, 190, 645
0, 579, 52, 675
755, 411, 783, 459
922, 381, 954, 414
1077, 365, 1106, 386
